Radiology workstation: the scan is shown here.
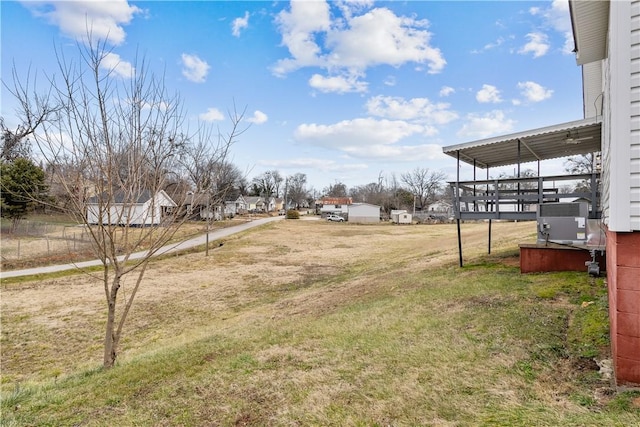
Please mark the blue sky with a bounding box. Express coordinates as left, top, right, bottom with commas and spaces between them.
1, 0, 584, 193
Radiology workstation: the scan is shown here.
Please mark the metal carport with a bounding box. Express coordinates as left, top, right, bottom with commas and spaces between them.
442, 117, 602, 266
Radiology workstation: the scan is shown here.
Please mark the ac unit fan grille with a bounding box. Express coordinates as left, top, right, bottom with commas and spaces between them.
539, 203, 581, 217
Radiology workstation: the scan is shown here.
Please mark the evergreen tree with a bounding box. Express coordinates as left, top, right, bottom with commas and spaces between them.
1, 158, 48, 228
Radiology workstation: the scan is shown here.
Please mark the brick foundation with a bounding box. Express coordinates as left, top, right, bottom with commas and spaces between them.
606, 229, 640, 387
519, 243, 606, 274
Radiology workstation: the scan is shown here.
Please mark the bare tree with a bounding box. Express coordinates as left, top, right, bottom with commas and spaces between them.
286, 172, 307, 209
251, 170, 282, 210
564, 153, 597, 175
400, 167, 446, 210
349, 171, 391, 210
6, 39, 241, 368
179, 112, 248, 216
1, 67, 58, 162
323, 181, 348, 197
564, 152, 599, 193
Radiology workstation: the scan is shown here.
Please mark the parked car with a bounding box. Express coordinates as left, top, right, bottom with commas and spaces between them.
326, 214, 345, 222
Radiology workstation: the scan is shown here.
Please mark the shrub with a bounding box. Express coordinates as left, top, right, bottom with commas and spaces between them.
286, 210, 300, 219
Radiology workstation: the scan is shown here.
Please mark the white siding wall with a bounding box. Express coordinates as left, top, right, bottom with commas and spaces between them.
601, 55, 611, 224
602, 1, 634, 231
631, 0, 640, 230
583, 61, 604, 118
87, 204, 148, 225
348, 203, 380, 223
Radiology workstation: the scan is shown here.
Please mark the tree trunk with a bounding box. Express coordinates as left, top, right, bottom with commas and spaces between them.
103, 275, 121, 368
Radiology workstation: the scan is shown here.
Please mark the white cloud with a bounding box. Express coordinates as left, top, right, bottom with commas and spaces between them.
384, 75, 397, 87
309, 74, 368, 94
181, 53, 210, 83
518, 32, 549, 58
272, 0, 331, 75
337, 143, 444, 161
365, 95, 458, 125
334, 0, 374, 20
100, 52, 134, 78
260, 157, 368, 173
24, 0, 142, 46
326, 8, 446, 73
517, 81, 553, 102
199, 108, 224, 122
295, 118, 423, 147
457, 110, 515, 139
247, 110, 268, 124
272, 2, 446, 80
476, 84, 502, 103
140, 100, 169, 112
439, 86, 455, 97
532, 0, 571, 33
471, 36, 507, 54
294, 117, 445, 162
232, 11, 249, 37
532, 0, 574, 55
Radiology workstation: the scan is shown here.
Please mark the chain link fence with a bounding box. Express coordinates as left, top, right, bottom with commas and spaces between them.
1, 220, 94, 265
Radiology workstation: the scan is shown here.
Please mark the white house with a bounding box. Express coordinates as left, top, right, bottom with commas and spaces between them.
244, 196, 263, 212
348, 203, 380, 223
225, 195, 247, 217
86, 189, 176, 226
570, 0, 640, 387
427, 200, 453, 216
264, 197, 276, 213
319, 197, 352, 216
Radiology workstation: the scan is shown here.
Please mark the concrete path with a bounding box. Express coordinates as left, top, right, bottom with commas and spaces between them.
0, 216, 284, 280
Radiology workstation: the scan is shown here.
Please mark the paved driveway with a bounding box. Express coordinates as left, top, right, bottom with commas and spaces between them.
0, 216, 284, 279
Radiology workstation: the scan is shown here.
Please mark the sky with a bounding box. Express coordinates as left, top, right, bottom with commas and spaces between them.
0, 0, 585, 194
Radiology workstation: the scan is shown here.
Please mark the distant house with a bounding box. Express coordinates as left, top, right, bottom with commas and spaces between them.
86, 189, 176, 226
348, 203, 380, 223
264, 196, 276, 213
427, 200, 453, 217
225, 195, 247, 217
245, 196, 264, 212
319, 197, 352, 216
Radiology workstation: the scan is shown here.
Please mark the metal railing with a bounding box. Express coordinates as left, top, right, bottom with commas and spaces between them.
449, 173, 600, 220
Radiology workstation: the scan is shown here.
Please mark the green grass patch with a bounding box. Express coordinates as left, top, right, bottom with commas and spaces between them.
1, 223, 636, 426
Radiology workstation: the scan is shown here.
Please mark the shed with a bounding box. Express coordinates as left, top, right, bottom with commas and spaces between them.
390, 210, 412, 224
348, 203, 380, 223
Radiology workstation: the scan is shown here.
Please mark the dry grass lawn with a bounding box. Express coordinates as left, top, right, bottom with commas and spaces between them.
2, 219, 526, 382
3, 218, 638, 426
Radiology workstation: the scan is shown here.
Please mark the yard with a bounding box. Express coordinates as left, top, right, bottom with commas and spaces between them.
1, 219, 639, 425
0, 213, 259, 271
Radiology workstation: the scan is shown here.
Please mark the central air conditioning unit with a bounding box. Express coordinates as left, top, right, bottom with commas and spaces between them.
537, 202, 589, 245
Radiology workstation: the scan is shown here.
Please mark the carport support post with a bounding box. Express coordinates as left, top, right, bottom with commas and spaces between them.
457, 219, 463, 267
456, 150, 463, 267
487, 167, 492, 255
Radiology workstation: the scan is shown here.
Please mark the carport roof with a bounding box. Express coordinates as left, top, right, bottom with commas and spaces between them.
442, 117, 602, 169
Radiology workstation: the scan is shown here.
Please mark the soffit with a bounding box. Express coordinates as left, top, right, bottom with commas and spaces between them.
570, 0, 609, 65
442, 118, 602, 169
